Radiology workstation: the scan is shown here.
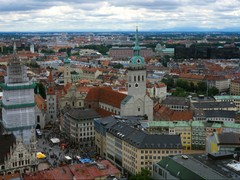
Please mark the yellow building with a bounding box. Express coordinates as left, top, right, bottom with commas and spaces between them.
148, 121, 192, 150
230, 79, 240, 95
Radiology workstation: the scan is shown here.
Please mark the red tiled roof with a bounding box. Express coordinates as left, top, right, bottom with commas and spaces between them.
179, 73, 205, 80
85, 87, 127, 108
24, 160, 120, 180
96, 108, 115, 117
48, 70, 53, 82
154, 105, 193, 121
35, 94, 46, 112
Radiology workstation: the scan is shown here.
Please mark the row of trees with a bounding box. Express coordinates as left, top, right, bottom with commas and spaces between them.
161, 77, 219, 97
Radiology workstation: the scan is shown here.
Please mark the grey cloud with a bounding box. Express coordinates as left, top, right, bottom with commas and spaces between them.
108, 0, 183, 10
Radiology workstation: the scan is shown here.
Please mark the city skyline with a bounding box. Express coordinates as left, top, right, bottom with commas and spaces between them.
0, 0, 240, 32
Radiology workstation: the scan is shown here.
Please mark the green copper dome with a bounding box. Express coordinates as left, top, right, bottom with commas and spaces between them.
64, 57, 71, 64
129, 26, 145, 68
130, 55, 145, 65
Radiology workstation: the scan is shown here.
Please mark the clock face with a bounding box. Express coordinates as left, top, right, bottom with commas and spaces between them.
135, 83, 139, 88
137, 59, 141, 64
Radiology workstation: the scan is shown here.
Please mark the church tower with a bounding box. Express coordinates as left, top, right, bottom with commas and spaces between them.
64, 57, 71, 85
46, 70, 57, 124
1, 42, 36, 143
121, 27, 153, 120
128, 26, 146, 98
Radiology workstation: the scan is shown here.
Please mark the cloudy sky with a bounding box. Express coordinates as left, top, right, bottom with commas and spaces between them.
0, 0, 240, 32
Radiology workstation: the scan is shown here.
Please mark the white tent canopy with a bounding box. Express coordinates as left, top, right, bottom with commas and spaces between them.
50, 138, 60, 144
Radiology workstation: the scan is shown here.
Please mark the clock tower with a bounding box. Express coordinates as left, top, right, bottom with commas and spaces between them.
128, 26, 146, 98
46, 70, 57, 124
121, 27, 153, 120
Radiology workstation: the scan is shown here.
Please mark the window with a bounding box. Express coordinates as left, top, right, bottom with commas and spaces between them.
134, 76, 136, 82
37, 115, 40, 123
142, 75, 144, 81
138, 107, 140, 112
19, 153, 23, 158
138, 75, 140, 81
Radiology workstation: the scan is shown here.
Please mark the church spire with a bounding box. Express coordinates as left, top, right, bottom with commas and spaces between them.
48, 69, 53, 83
129, 27, 145, 68
133, 26, 141, 57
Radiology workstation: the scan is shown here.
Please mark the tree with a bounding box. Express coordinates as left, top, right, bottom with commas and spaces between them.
113, 63, 124, 69
208, 87, 219, 96
197, 81, 207, 94
129, 168, 152, 180
172, 87, 187, 97
176, 79, 189, 90
34, 82, 46, 99
161, 76, 174, 90
188, 82, 196, 92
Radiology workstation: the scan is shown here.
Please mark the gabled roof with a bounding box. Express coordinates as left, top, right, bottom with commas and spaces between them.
108, 122, 182, 149
35, 94, 46, 112
154, 105, 193, 121
65, 108, 100, 121
85, 87, 127, 108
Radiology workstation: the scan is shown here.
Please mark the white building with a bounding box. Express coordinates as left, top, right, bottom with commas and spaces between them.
120, 27, 153, 120
0, 44, 38, 175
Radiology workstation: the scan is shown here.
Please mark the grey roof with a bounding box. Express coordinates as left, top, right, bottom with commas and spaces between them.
108, 122, 182, 149
121, 95, 132, 105
205, 110, 236, 118
218, 132, 240, 145
192, 101, 236, 109
161, 96, 190, 106
0, 124, 16, 164
65, 108, 100, 121
157, 154, 230, 180
193, 109, 205, 117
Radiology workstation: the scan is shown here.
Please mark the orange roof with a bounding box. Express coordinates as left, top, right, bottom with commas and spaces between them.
48, 70, 53, 82
179, 73, 205, 80
85, 87, 127, 108
35, 94, 46, 112
170, 110, 193, 121
23, 160, 120, 180
154, 105, 193, 121
96, 108, 115, 117
204, 75, 228, 81
76, 86, 91, 94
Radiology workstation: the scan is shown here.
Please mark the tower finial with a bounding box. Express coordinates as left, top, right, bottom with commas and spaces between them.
135, 26, 139, 47
13, 41, 16, 53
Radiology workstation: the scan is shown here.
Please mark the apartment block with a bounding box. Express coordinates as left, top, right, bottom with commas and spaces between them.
94, 116, 182, 175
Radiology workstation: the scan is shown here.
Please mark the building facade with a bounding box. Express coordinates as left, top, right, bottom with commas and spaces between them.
95, 116, 182, 175
0, 45, 37, 175
64, 57, 71, 85
230, 79, 240, 95
46, 70, 57, 124
120, 27, 153, 120
62, 108, 100, 147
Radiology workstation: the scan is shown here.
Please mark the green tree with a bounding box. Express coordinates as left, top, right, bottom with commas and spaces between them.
208, 87, 219, 96
129, 168, 152, 180
41, 49, 55, 55
176, 79, 189, 90
161, 77, 174, 90
172, 87, 187, 97
197, 81, 207, 94
188, 82, 196, 92
34, 82, 46, 99
113, 63, 124, 69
